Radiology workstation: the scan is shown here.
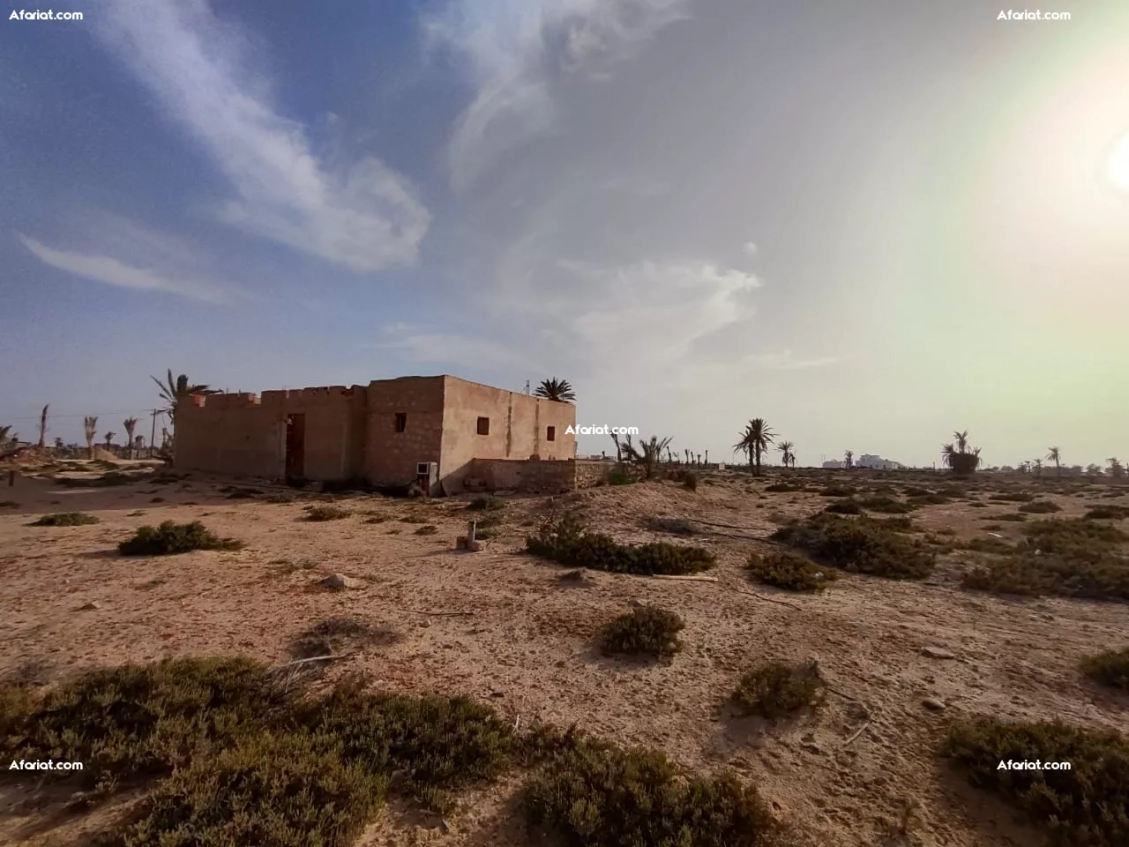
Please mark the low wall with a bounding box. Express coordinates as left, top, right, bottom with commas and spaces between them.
466, 458, 576, 493
576, 458, 616, 488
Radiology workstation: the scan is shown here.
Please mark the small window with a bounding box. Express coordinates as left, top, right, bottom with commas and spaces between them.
546, 426, 556, 442
394, 413, 406, 432
476, 416, 490, 435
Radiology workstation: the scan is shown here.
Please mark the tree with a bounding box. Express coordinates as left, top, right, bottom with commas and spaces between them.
37, 404, 49, 449
844, 450, 854, 469
778, 440, 794, 468
54, 437, 63, 450
941, 429, 981, 476
1046, 446, 1061, 478
0, 425, 13, 447
1086, 463, 1103, 477
104, 431, 115, 449
533, 378, 576, 403
123, 417, 139, 459
1033, 458, 1043, 478
1109, 457, 1125, 479
618, 434, 672, 480
151, 370, 219, 424
734, 418, 776, 476
83, 416, 98, 459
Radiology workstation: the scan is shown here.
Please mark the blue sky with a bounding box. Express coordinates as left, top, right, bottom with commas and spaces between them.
2, 0, 1127, 467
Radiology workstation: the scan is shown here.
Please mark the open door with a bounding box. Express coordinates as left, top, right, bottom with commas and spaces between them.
285, 413, 305, 480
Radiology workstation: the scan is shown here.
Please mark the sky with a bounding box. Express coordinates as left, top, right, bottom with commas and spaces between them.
1, 0, 1127, 469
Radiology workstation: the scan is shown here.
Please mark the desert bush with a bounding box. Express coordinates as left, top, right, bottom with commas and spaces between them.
747, 551, 837, 592
96, 731, 386, 847
400, 514, 429, 524
415, 524, 438, 535
289, 617, 401, 659
858, 496, 916, 514
994, 513, 1028, 522
1018, 500, 1062, 514
119, 521, 243, 555
681, 471, 698, 491
524, 737, 778, 847
880, 516, 916, 531
1080, 648, 1129, 691
765, 482, 803, 493
906, 492, 951, 506
733, 661, 824, 719
604, 464, 636, 486
819, 485, 855, 497
1084, 506, 1129, 520
55, 471, 137, 488
646, 516, 696, 536
527, 515, 715, 576
305, 504, 350, 521
770, 513, 935, 579
467, 496, 504, 511
963, 537, 1015, 554
824, 499, 863, 515
0, 500, 18, 508
941, 717, 1129, 846
989, 491, 1035, 503
599, 607, 685, 658
29, 512, 99, 526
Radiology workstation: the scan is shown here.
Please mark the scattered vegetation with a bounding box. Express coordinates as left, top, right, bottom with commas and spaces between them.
118, 521, 244, 556
858, 495, 916, 514
747, 551, 837, 592
941, 717, 1129, 846
467, 496, 504, 511
764, 482, 803, 493
647, 516, 696, 536
1084, 505, 1129, 521
305, 504, 351, 521
289, 617, 402, 659
1080, 647, 1129, 691
823, 499, 863, 515
400, 514, 430, 524
906, 492, 951, 506
771, 513, 935, 579
527, 513, 716, 576
989, 492, 1036, 503
1018, 500, 1062, 514
54, 471, 138, 488
732, 661, 824, 720
29, 512, 99, 526
415, 524, 438, 535
599, 607, 685, 658
0, 500, 17, 508
963, 537, 1015, 554
818, 485, 855, 497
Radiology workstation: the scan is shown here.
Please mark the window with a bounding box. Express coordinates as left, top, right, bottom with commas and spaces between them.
476, 416, 490, 435
394, 413, 406, 432
546, 426, 556, 442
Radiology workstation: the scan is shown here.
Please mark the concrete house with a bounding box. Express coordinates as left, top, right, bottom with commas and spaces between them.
173, 375, 578, 493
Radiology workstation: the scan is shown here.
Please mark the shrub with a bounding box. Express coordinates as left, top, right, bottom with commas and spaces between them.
646, 516, 696, 536
467, 496, 504, 511
0, 500, 18, 508
118, 521, 244, 555
880, 516, 916, 531
400, 514, 429, 524
681, 471, 698, 491
770, 513, 935, 579
995, 513, 1028, 522
289, 617, 401, 659
747, 551, 837, 592
858, 496, 916, 514
606, 465, 636, 486
824, 499, 863, 515
963, 537, 1014, 554
415, 524, 438, 535
599, 607, 685, 658
989, 492, 1035, 503
527, 515, 715, 576
733, 661, 824, 720
819, 485, 855, 497
1018, 500, 1062, 514
524, 737, 778, 847
29, 512, 99, 526
305, 505, 350, 521
764, 482, 803, 493
941, 717, 1129, 846
1084, 506, 1129, 520
906, 493, 951, 506
96, 731, 386, 847
1080, 648, 1129, 691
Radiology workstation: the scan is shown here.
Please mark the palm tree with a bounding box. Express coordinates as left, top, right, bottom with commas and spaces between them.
37, 404, 49, 449
941, 429, 981, 476
1109, 457, 1125, 478
618, 434, 672, 480
533, 378, 576, 403
844, 450, 854, 469
953, 430, 969, 453
123, 417, 139, 459
778, 440, 794, 468
734, 418, 776, 476
83, 416, 98, 459
104, 431, 115, 450
0, 425, 14, 448
1033, 458, 1043, 478
151, 370, 219, 424
1046, 446, 1061, 477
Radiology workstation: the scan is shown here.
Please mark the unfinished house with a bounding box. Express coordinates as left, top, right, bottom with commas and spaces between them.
173, 375, 578, 494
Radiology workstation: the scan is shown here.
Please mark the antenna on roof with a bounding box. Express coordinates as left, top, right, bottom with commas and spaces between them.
524, 380, 530, 394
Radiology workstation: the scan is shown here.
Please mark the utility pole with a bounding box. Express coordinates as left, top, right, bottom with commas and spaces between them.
150, 409, 160, 457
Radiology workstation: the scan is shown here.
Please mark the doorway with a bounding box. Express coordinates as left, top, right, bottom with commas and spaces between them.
285, 414, 305, 480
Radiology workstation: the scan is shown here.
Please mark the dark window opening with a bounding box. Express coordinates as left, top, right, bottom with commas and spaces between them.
546, 426, 556, 441
394, 413, 406, 432
477, 416, 490, 435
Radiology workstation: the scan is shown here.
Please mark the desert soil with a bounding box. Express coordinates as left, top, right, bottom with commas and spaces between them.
0, 463, 1126, 846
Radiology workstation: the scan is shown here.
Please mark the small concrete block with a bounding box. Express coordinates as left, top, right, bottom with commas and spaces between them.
456, 536, 469, 549
467, 540, 483, 552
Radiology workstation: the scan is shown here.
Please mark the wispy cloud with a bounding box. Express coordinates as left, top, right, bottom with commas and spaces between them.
95, 0, 429, 272
745, 350, 839, 370
423, 0, 692, 190
362, 324, 538, 371
19, 234, 231, 302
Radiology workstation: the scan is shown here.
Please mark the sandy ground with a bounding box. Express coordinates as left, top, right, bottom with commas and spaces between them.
0, 465, 1127, 846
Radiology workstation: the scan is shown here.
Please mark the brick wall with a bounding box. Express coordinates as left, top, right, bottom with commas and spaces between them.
364, 377, 445, 486
467, 457, 577, 493
576, 458, 616, 488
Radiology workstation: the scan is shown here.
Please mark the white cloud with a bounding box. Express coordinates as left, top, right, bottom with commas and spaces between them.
743, 241, 757, 256
423, 0, 692, 189
19, 234, 231, 302
95, 0, 429, 272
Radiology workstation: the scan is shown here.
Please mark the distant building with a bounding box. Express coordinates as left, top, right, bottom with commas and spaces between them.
856, 453, 904, 470
822, 459, 845, 469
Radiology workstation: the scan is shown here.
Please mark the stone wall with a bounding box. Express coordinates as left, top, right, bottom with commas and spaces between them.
466, 457, 577, 493
576, 458, 616, 488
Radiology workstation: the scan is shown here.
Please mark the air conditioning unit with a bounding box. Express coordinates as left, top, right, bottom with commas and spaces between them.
416, 461, 439, 495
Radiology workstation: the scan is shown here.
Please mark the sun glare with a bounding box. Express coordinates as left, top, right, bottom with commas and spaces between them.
1108, 131, 1129, 191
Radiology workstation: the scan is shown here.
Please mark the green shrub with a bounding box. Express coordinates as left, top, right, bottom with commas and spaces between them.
527, 514, 715, 576
119, 521, 244, 555
747, 551, 837, 592
1018, 500, 1062, 514
858, 496, 916, 514
95, 731, 386, 847
824, 499, 863, 515
941, 717, 1129, 846
305, 505, 350, 521
1080, 648, 1129, 691
819, 485, 855, 497
1084, 506, 1129, 521
606, 465, 636, 486
599, 607, 685, 658
29, 512, 99, 526
770, 513, 935, 579
467, 496, 504, 511
646, 516, 696, 536
733, 661, 824, 720
524, 738, 778, 847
